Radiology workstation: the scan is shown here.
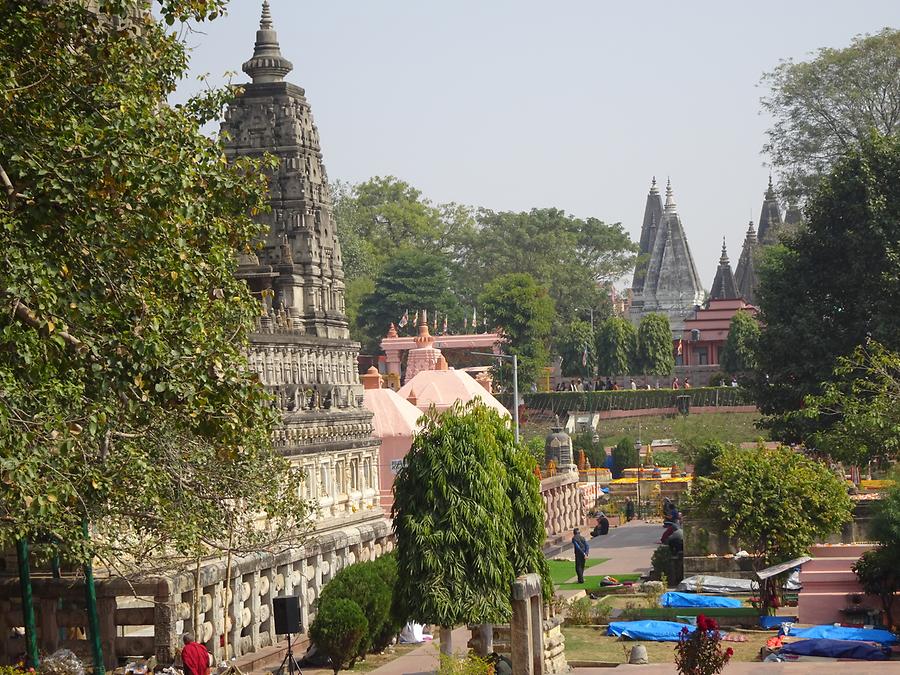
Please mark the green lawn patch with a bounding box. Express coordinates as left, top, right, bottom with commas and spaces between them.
562, 626, 768, 664
548, 558, 608, 585
556, 572, 642, 590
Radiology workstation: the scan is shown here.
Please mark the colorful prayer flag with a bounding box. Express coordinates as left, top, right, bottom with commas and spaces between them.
398, 309, 408, 328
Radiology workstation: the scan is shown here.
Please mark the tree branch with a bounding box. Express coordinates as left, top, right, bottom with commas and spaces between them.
10, 298, 83, 351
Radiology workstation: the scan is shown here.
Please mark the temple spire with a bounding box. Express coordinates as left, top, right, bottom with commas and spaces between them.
242, 1, 293, 84
719, 237, 729, 265
650, 176, 658, 194
664, 177, 676, 212
709, 239, 738, 300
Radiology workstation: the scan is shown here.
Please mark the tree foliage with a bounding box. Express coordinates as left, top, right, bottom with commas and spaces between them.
0, 0, 309, 566
611, 437, 639, 479
803, 342, 900, 466
309, 598, 369, 675
852, 547, 900, 630
754, 134, 900, 442
356, 250, 460, 351
557, 319, 595, 379
478, 273, 554, 386
637, 314, 674, 377
761, 29, 900, 201
719, 311, 760, 375
317, 563, 392, 659
595, 316, 637, 376
689, 445, 852, 568
391, 401, 549, 630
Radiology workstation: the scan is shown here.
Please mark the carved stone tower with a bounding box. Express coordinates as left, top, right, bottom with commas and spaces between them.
223, 0, 347, 339
220, 3, 389, 599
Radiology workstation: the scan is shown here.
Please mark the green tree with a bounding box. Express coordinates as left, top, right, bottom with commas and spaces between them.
690, 441, 728, 479
761, 29, 900, 202
852, 548, 900, 630
391, 401, 547, 653
317, 563, 392, 659
803, 342, 900, 466
719, 310, 760, 375
309, 598, 369, 675
357, 249, 461, 351
637, 314, 674, 378
557, 319, 595, 378
690, 445, 852, 604
755, 134, 900, 442
479, 273, 554, 386
596, 316, 637, 376
0, 0, 308, 566
611, 437, 639, 479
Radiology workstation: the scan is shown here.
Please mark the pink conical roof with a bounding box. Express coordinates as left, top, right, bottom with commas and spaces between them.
397, 369, 510, 418
363, 388, 423, 438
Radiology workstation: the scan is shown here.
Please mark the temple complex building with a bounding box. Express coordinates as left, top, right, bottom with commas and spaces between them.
629, 178, 705, 333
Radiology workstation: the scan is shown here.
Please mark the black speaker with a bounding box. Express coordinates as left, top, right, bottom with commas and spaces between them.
273, 595, 301, 635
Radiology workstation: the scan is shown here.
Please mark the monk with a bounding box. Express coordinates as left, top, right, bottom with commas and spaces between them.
181, 632, 211, 675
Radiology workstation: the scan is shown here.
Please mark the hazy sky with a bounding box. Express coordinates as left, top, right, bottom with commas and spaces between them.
173, 0, 899, 287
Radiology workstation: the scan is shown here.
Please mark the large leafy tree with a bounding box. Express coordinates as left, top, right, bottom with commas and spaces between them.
0, 0, 308, 567
690, 445, 852, 571
636, 314, 674, 378
761, 29, 900, 201
478, 273, 555, 386
755, 134, 900, 442
391, 401, 548, 654
596, 316, 637, 376
356, 249, 461, 351
803, 342, 900, 467
557, 319, 595, 378
719, 310, 760, 375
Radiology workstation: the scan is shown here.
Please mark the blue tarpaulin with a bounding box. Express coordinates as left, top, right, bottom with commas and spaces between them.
759, 615, 797, 629
607, 620, 715, 642
660, 592, 743, 608
780, 638, 889, 660
783, 625, 898, 646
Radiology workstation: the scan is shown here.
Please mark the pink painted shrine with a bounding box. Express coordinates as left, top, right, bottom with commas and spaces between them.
380, 314, 501, 388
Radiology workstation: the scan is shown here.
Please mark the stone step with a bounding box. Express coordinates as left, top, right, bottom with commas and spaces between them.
808, 544, 873, 558
800, 569, 861, 584
802, 556, 863, 572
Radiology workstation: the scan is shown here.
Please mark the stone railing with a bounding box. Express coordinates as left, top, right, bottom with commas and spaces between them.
0, 520, 392, 668
540, 472, 583, 541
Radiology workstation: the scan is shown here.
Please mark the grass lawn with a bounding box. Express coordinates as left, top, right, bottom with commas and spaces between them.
562, 626, 767, 664
556, 573, 642, 591
595, 412, 766, 448
547, 558, 608, 584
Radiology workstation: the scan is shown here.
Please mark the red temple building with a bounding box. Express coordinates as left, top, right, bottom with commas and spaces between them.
679, 241, 758, 367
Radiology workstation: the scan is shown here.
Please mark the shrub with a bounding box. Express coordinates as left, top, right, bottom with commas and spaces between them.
612, 437, 639, 478
572, 431, 605, 469
437, 653, 493, 675
318, 562, 391, 658
690, 441, 728, 478
641, 580, 665, 608
673, 615, 733, 675
592, 600, 612, 625
309, 598, 368, 675
566, 596, 593, 625
852, 547, 900, 629
368, 553, 403, 650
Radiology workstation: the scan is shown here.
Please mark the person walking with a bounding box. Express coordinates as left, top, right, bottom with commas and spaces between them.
572, 528, 589, 584
180, 633, 211, 675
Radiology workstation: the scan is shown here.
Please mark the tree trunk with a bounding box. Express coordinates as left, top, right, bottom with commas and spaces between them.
439, 626, 453, 655
476, 624, 493, 656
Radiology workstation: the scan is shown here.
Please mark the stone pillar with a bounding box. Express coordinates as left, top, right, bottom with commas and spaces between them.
510, 573, 544, 675
154, 579, 178, 665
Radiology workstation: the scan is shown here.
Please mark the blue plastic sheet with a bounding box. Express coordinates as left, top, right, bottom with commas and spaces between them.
759, 615, 797, 629
784, 625, 898, 646
780, 638, 889, 660
607, 620, 712, 642
659, 592, 742, 608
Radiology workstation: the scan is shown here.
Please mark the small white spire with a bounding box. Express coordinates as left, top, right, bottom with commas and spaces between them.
664, 177, 676, 211
649, 176, 658, 194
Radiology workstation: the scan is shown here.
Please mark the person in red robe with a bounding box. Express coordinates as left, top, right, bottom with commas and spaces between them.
180, 632, 210, 675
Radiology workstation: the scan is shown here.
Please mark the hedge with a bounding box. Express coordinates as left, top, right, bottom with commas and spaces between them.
497, 387, 754, 414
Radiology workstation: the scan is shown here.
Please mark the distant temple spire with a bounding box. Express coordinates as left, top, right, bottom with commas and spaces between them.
242, 0, 294, 84
734, 220, 760, 305
631, 176, 664, 292
664, 177, 676, 212
757, 175, 783, 245
709, 239, 738, 300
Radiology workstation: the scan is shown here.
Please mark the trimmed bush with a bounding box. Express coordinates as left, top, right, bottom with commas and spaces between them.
318, 562, 391, 658
497, 387, 753, 414
368, 553, 403, 650
309, 598, 368, 675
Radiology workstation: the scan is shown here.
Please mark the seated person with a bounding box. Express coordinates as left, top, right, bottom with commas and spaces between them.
660, 520, 679, 544
590, 513, 610, 537
667, 527, 684, 554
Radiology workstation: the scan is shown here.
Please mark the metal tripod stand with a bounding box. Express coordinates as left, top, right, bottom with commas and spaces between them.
274, 632, 303, 675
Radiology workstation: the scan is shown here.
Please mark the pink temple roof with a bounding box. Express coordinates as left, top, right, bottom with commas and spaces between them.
363, 388, 423, 438
397, 369, 511, 418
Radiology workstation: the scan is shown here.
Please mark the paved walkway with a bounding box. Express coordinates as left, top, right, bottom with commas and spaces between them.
574, 663, 898, 673
553, 520, 662, 579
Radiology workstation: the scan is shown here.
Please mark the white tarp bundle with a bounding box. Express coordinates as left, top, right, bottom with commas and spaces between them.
399, 622, 432, 644
676, 572, 801, 594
